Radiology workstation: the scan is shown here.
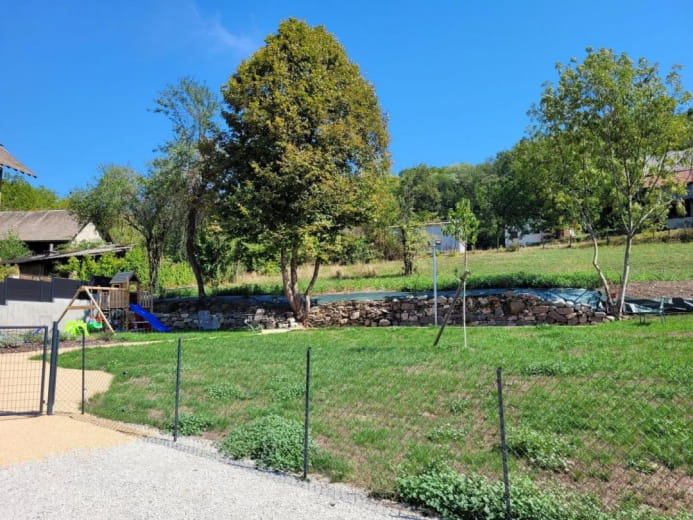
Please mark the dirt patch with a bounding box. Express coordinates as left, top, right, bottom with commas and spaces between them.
0, 343, 160, 468
621, 280, 693, 299
0, 414, 135, 467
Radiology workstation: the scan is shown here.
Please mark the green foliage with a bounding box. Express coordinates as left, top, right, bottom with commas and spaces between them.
67, 165, 141, 244
218, 414, 311, 472
57, 317, 693, 515
530, 47, 692, 317
506, 427, 574, 472
1, 173, 63, 210
173, 412, 218, 436
397, 464, 605, 520
157, 258, 194, 289
445, 198, 479, 249
216, 17, 390, 319
206, 383, 252, 401
0, 264, 19, 279
0, 231, 30, 261
195, 223, 235, 286
152, 76, 221, 298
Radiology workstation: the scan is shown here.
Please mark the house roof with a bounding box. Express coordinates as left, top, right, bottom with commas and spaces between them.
645, 149, 693, 173
0, 144, 36, 178
0, 210, 86, 241
110, 271, 137, 284
1, 244, 132, 265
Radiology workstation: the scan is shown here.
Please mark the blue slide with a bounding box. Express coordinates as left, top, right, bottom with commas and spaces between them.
129, 303, 172, 332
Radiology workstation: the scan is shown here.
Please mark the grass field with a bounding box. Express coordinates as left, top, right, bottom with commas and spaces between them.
163, 240, 693, 296
58, 316, 693, 517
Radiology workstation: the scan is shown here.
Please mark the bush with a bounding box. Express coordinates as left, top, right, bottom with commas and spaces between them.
506, 427, 574, 472
172, 412, 218, 436
397, 463, 608, 520
218, 414, 311, 472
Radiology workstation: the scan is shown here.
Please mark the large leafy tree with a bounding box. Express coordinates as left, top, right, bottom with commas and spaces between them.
215, 18, 390, 320
152, 77, 220, 299
1, 173, 63, 210
69, 165, 181, 293
531, 48, 691, 317
68, 165, 141, 244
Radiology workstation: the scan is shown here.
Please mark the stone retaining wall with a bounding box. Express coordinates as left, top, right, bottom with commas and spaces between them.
154, 291, 610, 331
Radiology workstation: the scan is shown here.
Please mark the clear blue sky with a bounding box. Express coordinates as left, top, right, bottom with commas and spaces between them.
2, 0, 691, 197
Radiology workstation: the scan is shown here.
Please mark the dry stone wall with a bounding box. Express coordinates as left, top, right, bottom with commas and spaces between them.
154, 291, 610, 331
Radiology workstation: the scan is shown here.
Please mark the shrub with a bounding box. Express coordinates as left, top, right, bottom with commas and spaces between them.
397, 463, 607, 520
218, 414, 311, 472
506, 427, 573, 472
172, 412, 217, 436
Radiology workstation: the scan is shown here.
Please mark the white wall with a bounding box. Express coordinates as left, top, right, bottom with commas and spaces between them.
0, 299, 85, 330
423, 223, 465, 253
73, 222, 103, 243
505, 230, 547, 248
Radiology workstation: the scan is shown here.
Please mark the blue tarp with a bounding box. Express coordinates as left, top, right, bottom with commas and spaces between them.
158, 289, 692, 314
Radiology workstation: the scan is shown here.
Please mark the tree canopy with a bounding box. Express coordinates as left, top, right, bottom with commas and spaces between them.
214, 18, 390, 320
152, 77, 220, 299
0, 173, 63, 211
530, 47, 692, 317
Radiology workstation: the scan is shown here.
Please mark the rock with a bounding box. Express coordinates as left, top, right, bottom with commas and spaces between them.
378, 319, 391, 327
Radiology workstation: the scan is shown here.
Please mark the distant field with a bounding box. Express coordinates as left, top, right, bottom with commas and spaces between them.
162, 240, 693, 297
59, 316, 693, 517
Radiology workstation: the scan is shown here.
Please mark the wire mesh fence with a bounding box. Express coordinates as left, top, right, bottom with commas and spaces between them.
41, 331, 692, 518
499, 367, 692, 515
0, 326, 48, 415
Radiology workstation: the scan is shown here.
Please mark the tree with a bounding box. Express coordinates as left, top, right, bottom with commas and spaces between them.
444, 199, 479, 348
0, 231, 30, 261
68, 165, 141, 244
215, 18, 390, 321
124, 169, 182, 294
394, 174, 431, 276
69, 165, 181, 294
1, 173, 63, 210
531, 48, 691, 318
152, 77, 220, 299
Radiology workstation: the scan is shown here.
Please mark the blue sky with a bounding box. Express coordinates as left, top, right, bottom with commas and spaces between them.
1, 0, 692, 197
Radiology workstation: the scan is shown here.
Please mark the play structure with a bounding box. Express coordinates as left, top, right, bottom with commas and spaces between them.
57, 271, 171, 333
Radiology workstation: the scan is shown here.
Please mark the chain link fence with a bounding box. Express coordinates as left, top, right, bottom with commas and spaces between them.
43, 332, 692, 518
0, 326, 48, 415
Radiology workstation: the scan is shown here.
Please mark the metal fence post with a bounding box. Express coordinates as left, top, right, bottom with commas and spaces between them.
46, 322, 60, 415
303, 347, 312, 480
173, 338, 182, 442
81, 328, 86, 415
496, 367, 512, 520
39, 326, 49, 414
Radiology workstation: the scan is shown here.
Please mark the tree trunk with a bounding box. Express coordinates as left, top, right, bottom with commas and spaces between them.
185, 206, 206, 300
616, 233, 634, 320
301, 258, 321, 319
590, 233, 614, 313
401, 228, 413, 276
280, 246, 311, 322
147, 241, 162, 297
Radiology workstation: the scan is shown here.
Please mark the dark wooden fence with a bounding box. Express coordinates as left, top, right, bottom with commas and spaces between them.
0, 277, 84, 305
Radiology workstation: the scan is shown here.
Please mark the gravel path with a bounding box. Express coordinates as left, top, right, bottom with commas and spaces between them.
0, 436, 428, 520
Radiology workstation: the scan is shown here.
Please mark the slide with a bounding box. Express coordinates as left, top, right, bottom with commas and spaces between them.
129, 303, 172, 332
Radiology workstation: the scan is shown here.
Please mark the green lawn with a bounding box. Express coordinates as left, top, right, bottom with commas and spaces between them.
58, 316, 693, 517
163, 240, 693, 296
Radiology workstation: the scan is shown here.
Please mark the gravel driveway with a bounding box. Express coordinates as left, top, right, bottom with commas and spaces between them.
0, 433, 428, 520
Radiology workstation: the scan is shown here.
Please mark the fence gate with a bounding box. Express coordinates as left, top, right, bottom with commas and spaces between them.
0, 326, 49, 415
